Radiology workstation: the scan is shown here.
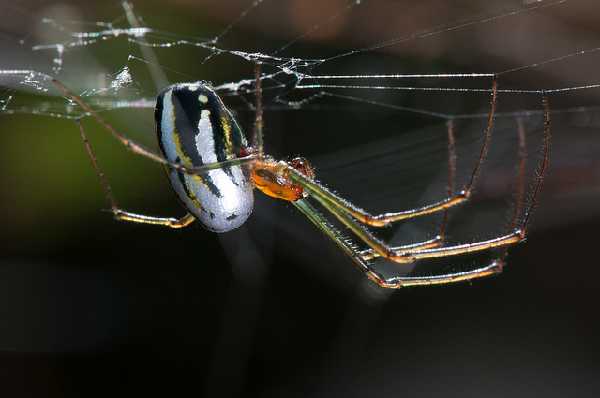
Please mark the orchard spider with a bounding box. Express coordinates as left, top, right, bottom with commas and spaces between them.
47, 63, 550, 288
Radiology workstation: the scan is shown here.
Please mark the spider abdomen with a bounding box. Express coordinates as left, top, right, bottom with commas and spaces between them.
155, 82, 254, 232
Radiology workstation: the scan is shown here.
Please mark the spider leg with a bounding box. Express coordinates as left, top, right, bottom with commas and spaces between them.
373, 117, 459, 259
112, 211, 196, 228
286, 159, 465, 227
293, 198, 502, 288
287, 79, 498, 228
376, 262, 503, 288
511, 117, 529, 229
311, 189, 522, 264
293, 199, 369, 272
253, 63, 264, 156
438, 118, 457, 242
50, 78, 257, 176
492, 115, 529, 267
385, 232, 522, 263
361, 117, 459, 260
77, 119, 195, 228
337, 119, 459, 259
359, 236, 442, 261
294, 94, 550, 273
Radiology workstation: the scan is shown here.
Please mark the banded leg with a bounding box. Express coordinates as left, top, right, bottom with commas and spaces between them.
387, 95, 550, 265
293, 199, 502, 288
314, 190, 523, 264
113, 210, 195, 228
362, 119, 460, 260
375, 262, 503, 288
253, 63, 264, 156
50, 78, 257, 176
294, 95, 550, 278
494, 116, 530, 267
510, 117, 530, 232
360, 236, 443, 261
77, 119, 195, 229
287, 79, 498, 227
438, 118, 457, 241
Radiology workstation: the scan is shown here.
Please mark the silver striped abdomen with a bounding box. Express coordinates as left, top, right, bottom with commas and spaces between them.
155, 82, 254, 232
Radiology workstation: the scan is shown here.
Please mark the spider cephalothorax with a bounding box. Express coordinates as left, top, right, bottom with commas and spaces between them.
251, 157, 315, 202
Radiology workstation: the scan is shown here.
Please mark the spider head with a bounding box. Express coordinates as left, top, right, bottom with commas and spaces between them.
251, 157, 315, 202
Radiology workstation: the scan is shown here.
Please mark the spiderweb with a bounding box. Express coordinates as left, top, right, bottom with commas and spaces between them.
3, 1, 599, 115
1, 0, 599, 279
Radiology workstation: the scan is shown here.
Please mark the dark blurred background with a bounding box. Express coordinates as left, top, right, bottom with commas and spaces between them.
1, 0, 600, 397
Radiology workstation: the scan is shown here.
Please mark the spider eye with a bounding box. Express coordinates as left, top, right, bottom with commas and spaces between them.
289, 157, 315, 179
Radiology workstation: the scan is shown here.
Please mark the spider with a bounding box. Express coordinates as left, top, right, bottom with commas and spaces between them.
47, 63, 550, 288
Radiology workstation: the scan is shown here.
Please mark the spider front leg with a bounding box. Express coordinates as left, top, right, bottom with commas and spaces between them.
359, 236, 443, 261
77, 119, 195, 229
293, 198, 503, 288
315, 192, 523, 264
287, 165, 468, 227
288, 79, 498, 228
373, 262, 504, 288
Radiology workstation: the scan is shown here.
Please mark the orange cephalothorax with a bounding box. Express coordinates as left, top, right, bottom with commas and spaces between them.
251, 157, 315, 202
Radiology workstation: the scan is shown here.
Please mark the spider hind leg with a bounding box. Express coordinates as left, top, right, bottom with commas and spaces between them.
76, 119, 196, 229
